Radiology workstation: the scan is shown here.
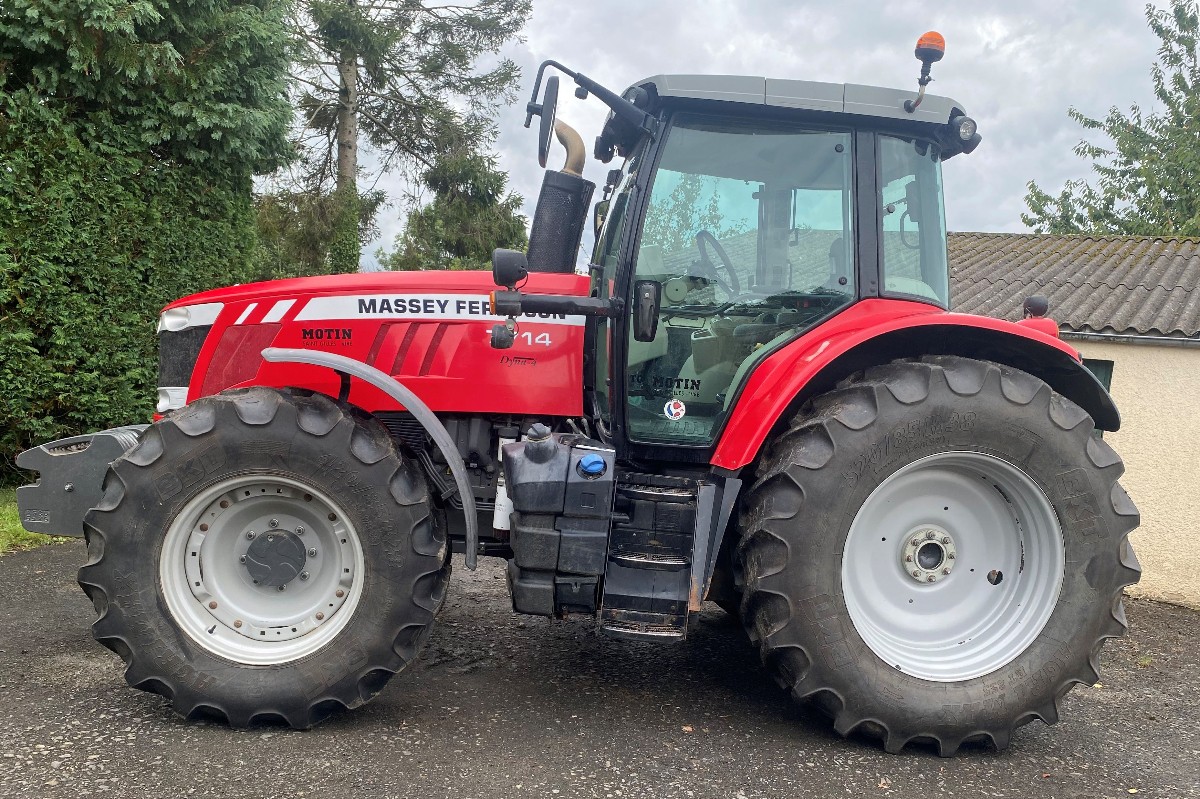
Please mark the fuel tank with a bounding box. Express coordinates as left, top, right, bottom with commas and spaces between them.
160, 271, 588, 416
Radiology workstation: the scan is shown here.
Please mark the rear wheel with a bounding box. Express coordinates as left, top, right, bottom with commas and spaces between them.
79, 387, 449, 728
736, 356, 1140, 755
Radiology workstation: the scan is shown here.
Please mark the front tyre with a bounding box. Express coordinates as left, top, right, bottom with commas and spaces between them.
736, 356, 1141, 755
78, 387, 448, 728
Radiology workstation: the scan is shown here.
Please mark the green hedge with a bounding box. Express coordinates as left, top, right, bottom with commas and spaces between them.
0, 94, 267, 478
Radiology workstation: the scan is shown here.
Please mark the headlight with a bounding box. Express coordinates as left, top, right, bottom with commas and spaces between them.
157, 386, 188, 413
157, 307, 191, 333
951, 115, 977, 141
157, 302, 224, 332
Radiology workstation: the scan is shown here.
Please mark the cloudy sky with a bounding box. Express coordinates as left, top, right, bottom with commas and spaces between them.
363, 0, 1167, 266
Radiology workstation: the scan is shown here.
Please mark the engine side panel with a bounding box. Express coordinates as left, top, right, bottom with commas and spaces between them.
179, 272, 588, 416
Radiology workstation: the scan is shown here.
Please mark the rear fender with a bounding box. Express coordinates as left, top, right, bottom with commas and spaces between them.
712, 303, 1118, 471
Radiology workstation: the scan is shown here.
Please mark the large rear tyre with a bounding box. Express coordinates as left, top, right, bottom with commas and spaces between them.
78, 387, 448, 728
736, 356, 1141, 755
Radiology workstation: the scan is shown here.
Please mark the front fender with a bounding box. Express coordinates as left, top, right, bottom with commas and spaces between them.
712, 300, 1118, 471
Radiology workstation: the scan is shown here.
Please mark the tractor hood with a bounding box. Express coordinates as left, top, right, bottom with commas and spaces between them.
156, 270, 590, 418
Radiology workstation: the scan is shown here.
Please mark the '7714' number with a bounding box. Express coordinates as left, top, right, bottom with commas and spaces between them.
517, 331, 552, 346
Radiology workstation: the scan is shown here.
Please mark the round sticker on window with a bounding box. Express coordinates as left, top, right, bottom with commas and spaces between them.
664, 399, 687, 421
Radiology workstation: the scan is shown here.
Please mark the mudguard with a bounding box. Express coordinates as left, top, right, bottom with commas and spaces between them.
712, 299, 1120, 471
261, 347, 481, 570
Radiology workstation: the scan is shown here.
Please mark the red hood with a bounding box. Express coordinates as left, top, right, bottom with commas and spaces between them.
163, 270, 584, 312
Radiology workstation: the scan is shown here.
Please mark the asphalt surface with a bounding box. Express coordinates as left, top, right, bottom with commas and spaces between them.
0, 543, 1197, 799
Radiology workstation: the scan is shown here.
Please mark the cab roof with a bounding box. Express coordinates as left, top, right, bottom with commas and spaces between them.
631, 75, 967, 125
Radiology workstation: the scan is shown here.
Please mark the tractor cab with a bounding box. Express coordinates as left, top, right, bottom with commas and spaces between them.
487, 45, 991, 641
492, 52, 981, 462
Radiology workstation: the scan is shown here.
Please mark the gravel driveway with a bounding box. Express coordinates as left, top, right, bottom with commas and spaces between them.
1, 544, 1197, 799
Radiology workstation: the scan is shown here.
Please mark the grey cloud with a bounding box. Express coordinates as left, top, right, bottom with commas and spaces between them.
363, 0, 1165, 265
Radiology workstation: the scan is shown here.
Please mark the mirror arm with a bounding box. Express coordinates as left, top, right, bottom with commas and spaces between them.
527, 60, 658, 137
490, 289, 620, 319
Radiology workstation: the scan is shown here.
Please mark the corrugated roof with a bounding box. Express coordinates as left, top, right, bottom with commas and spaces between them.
949, 233, 1200, 338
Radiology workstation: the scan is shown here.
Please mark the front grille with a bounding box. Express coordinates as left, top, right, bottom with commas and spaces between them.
158, 326, 211, 387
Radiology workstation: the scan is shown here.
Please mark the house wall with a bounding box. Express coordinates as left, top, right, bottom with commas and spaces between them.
1073, 339, 1200, 608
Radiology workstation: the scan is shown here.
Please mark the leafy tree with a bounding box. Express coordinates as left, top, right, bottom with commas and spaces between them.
284, 0, 530, 271
1023, 1, 1200, 234
0, 1, 292, 476
0, 0, 292, 169
379, 148, 527, 271
254, 188, 386, 278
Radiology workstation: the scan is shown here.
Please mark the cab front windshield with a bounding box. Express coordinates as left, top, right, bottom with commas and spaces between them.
626, 114, 855, 445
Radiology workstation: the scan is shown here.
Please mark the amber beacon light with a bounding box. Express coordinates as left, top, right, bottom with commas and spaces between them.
904, 31, 946, 113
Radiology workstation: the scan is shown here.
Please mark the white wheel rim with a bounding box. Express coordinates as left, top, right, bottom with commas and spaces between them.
842, 451, 1064, 681
159, 475, 366, 665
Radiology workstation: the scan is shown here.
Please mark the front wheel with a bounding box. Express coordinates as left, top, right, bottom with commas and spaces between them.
736, 356, 1141, 755
79, 387, 449, 728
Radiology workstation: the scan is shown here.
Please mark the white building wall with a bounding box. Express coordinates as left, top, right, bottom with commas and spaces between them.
1073, 339, 1200, 608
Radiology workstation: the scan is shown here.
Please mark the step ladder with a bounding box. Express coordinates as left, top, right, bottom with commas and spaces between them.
599, 477, 697, 641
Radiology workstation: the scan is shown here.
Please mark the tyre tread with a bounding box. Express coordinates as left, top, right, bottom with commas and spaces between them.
735, 356, 1141, 755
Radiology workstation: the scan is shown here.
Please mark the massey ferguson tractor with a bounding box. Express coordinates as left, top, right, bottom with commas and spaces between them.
17, 34, 1140, 755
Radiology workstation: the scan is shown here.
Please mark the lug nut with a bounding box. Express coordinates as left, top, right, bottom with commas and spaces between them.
246, 531, 256, 540
269, 519, 279, 528
925, 531, 936, 540
234, 620, 243, 628
941, 536, 951, 545
904, 555, 913, 563
308, 548, 318, 557
335, 589, 345, 598
300, 572, 309, 581
942, 568, 951, 575
296, 526, 304, 535
948, 553, 956, 560
220, 500, 229, 509
926, 575, 936, 582
239, 555, 247, 564
315, 612, 325, 621
65, 483, 75, 493
200, 524, 209, 532
208, 601, 218, 609
910, 540, 920, 548
912, 570, 921, 578
277, 585, 287, 592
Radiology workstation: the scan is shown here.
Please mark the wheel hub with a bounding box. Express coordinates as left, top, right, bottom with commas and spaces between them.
161, 476, 364, 665
902, 527, 956, 583
841, 451, 1065, 682
243, 529, 307, 587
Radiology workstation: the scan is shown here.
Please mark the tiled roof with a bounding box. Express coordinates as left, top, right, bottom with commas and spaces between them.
949, 233, 1200, 338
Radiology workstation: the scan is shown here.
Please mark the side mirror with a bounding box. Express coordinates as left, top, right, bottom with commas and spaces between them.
526, 75, 559, 168
593, 199, 610, 239
632, 280, 661, 342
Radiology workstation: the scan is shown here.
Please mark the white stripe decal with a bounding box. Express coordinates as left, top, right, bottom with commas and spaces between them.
294, 294, 585, 326
261, 299, 295, 323
234, 303, 257, 325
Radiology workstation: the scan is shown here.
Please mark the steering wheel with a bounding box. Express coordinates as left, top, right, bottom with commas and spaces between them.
694, 230, 741, 294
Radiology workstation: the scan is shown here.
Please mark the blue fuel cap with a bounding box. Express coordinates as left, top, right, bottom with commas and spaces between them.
577, 453, 607, 478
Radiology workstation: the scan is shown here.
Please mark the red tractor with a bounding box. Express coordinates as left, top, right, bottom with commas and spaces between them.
18, 36, 1140, 755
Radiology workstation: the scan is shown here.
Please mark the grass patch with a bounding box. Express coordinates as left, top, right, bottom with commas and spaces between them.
0, 488, 57, 554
